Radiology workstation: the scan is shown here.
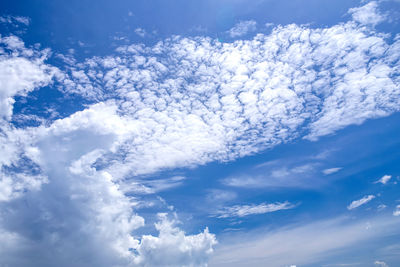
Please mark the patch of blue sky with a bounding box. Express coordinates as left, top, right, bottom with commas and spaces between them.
155, 112, 400, 234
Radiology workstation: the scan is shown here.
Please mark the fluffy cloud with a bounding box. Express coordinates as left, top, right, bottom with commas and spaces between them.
134, 28, 147, 38
57, 2, 400, 179
134, 213, 217, 267
347, 195, 376, 210
214, 202, 295, 218
348, 1, 386, 26
0, 35, 57, 120
227, 20, 257, 37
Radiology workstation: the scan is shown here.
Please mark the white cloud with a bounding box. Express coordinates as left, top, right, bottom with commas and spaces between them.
134, 28, 146, 38
348, 1, 386, 26
0, 2, 399, 266
375, 175, 392, 184
393, 205, 400, 216
347, 195, 376, 210
121, 176, 186, 195
133, 213, 217, 267
57, 1, 400, 179
375, 260, 389, 267
377, 204, 387, 211
0, 15, 30, 26
214, 202, 295, 218
221, 163, 318, 189
228, 20, 257, 37
322, 167, 342, 175
0, 36, 57, 120
210, 215, 400, 267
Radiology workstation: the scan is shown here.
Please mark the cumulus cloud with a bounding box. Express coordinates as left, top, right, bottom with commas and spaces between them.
347, 195, 376, 210
214, 201, 295, 218
348, 1, 386, 26
134, 213, 217, 267
227, 20, 257, 37
375, 174, 392, 184
0, 35, 58, 120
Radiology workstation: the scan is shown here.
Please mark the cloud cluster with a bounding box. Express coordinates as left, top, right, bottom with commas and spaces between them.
0, 32, 215, 267
0, 15, 30, 26
57, 1, 400, 180
0, 1, 399, 266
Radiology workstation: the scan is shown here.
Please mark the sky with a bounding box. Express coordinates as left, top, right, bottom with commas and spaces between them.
0, 0, 400, 266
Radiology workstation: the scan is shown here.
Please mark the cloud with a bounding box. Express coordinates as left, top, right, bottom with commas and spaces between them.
221, 163, 318, 189
0, 36, 58, 120
133, 213, 217, 267
374, 260, 389, 267
348, 1, 386, 26
0, 15, 30, 26
347, 195, 376, 210
375, 175, 392, 184
322, 167, 342, 175
227, 20, 257, 37
121, 176, 186, 194
0, 1, 399, 266
56, 1, 400, 179
210, 215, 400, 267
214, 201, 295, 218
134, 28, 147, 38
393, 205, 400, 216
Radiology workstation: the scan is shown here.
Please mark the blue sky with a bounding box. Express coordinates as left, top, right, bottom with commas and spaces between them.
0, 0, 400, 266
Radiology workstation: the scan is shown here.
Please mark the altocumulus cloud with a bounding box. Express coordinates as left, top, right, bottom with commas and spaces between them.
0, 1, 399, 266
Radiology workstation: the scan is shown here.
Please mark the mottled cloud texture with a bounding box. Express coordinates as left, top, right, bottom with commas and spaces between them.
0, 1, 399, 266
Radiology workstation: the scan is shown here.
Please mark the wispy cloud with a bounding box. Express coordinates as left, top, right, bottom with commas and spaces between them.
0, 15, 30, 26
210, 215, 400, 267
322, 167, 342, 175
214, 201, 296, 218
374, 260, 389, 267
347, 195, 375, 210
222, 163, 318, 188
